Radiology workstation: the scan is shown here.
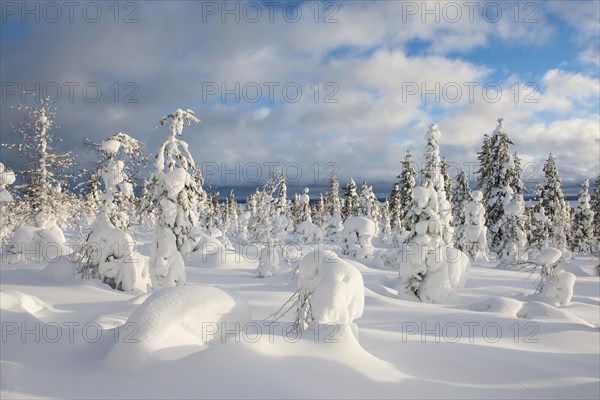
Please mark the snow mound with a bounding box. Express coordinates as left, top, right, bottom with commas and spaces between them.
0, 291, 50, 314
191, 231, 227, 267
467, 297, 524, 316
517, 300, 583, 322
5, 225, 67, 264
298, 246, 364, 330
39, 256, 77, 283
296, 220, 322, 243
103, 285, 251, 370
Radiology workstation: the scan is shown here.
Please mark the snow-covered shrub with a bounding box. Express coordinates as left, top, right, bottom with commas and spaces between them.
296, 220, 323, 244
536, 248, 576, 306
295, 246, 364, 337
149, 109, 204, 288
78, 216, 149, 292
74, 135, 149, 292
340, 216, 375, 259
258, 241, 279, 278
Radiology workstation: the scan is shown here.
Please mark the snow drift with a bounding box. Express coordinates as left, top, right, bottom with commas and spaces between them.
103, 285, 251, 370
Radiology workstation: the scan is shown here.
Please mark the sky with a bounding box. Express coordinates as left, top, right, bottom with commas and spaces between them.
1, 0, 599, 198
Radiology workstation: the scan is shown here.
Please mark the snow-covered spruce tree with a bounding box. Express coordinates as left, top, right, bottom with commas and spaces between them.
459, 190, 489, 261
75, 135, 149, 292
399, 151, 416, 231
440, 157, 452, 203
85, 133, 147, 230
452, 170, 472, 253
299, 188, 312, 223
0, 162, 17, 243
249, 184, 280, 278
137, 179, 156, 228
359, 181, 380, 223
223, 190, 240, 238
269, 173, 289, 241
340, 216, 376, 259
290, 193, 302, 227
538, 154, 571, 259
477, 133, 493, 203
495, 184, 528, 263
341, 178, 360, 221
399, 125, 469, 303
388, 183, 402, 234
5, 100, 77, 230
313, 192, 325, 227
148, 109, 203, 288
82, 171, 102, 219
326, 175, 342, 218
420, 124, 453, 244
324, 175, 343, 240
593, 175, 600, 237
478, 118, 527, 259
379, 201, 392, 243
296, 188, 321, 243
592, 176, 600, 274
205, 191, 222, 235
512, 153, 525, 196
570, 179, 595, 253
529, 201, 550, 251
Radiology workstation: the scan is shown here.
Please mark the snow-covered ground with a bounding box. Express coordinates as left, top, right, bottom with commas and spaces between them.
1, 228, 599, 399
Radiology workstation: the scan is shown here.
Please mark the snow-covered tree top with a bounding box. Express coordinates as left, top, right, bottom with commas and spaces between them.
155, 108, 201, 137
471, 190, 483, 202
36, 110, 50, 130
101, 139, 121, 155
425, 124, 441, 142
155, 109, 201, 172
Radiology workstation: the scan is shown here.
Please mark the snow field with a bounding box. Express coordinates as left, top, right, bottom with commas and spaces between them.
1, 238, 598, 399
